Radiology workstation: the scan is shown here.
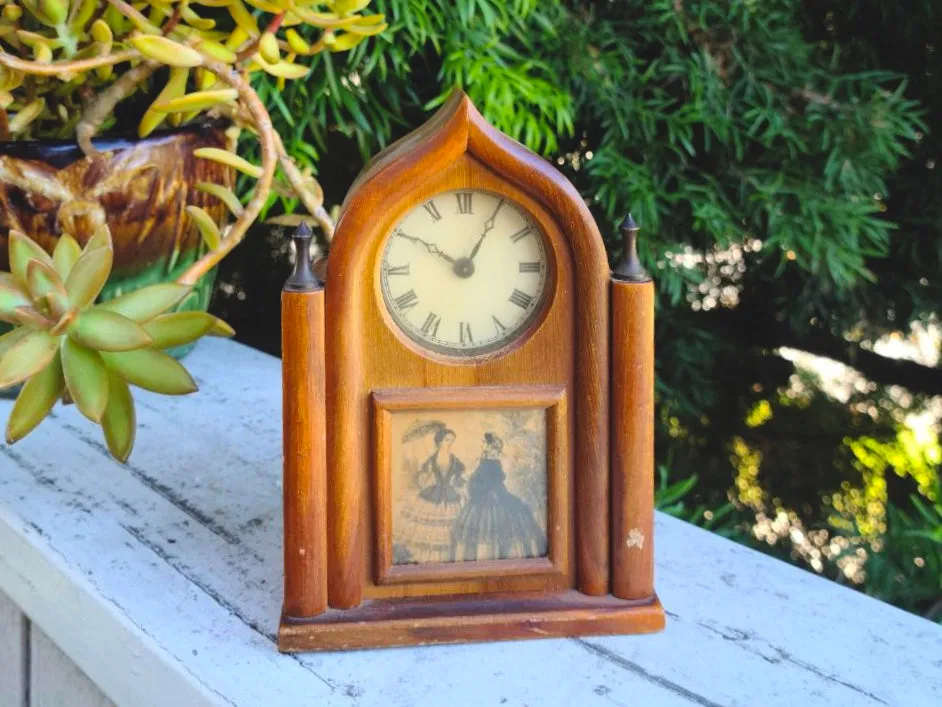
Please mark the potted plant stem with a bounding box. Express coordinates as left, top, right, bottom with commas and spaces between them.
0, 0, 387, 459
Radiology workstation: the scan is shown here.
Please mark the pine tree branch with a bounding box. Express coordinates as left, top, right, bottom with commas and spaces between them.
768, 327, 942, 396
702, 309, 942, 396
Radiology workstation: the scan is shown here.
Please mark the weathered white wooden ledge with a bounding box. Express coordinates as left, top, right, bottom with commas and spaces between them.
0, 339, 940, 707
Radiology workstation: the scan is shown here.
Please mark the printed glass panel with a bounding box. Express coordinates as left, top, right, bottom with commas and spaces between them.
390, 407, 549, 565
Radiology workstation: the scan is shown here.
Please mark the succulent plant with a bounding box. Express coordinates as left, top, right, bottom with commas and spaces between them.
0, 2, 387, 461
0, 0, 386, 141
0, 226, 233, 461
0, 0, 389, 288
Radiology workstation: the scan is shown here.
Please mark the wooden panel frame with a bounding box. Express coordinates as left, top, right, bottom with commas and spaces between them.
325, 90, 610, 609
371, 386, 569, 590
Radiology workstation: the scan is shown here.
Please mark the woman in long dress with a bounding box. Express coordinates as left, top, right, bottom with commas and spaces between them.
394, 426, 466, 564
451, 432, 546, 561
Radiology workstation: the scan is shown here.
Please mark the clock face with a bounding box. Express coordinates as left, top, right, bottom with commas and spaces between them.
379, 189, 549, 357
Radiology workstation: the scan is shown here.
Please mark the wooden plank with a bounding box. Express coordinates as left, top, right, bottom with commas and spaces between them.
0, 341, 335, 707
0, 511, 229, 707
0, 590, 28, 707
30, 626, 114, 707
0, 339, 939, 707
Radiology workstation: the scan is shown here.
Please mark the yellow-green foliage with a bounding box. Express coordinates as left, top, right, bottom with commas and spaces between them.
831, 430, 942, 539
0, 0, 387, 138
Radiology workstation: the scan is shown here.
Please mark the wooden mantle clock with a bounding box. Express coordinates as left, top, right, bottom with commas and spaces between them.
279, 90, 664, 652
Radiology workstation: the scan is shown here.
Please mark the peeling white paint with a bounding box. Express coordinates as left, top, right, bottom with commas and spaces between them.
1, 340, 940, 707
626, 528, 645, 550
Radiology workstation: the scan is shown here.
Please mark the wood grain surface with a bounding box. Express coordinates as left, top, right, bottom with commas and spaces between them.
324, 91, 611, 616
30, 627, 115, 707
2, 339, 941, 706
611, 279, 656, 600
281, 287, 328, 618
279, 592, 664, 652
0, 590, 28, 707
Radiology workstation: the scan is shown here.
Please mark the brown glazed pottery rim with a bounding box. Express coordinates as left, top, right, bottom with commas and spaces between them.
0, 120, 229, 168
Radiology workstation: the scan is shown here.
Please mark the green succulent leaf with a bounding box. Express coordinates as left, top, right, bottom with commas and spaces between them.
8, 230, 55, 289
53, 235, 83, 280
101, 349, 198, 395
143, 311, 216, 349
70, 309, 153, 352
12, 305, 55, 330
193, 148, 263, 178
208, 316, 235, 337
154, 88, 239, 114
98, 283, 192, 322
83, 225, 113, 254
0, 326, 29, 361
139, 67, 189, 138
26, 260, 68, 314
130, 34, 205, 68
101, 372, 136, 463
334, 0, 372, 15
65, 246, 113, 310
195, 182, 244, 218
0, 273, 31, 323
37, 0, 68, 25
6, 351, 64, 444
0, 329, 58, 390
61, 337, 110, 423
185, 205, 223, 250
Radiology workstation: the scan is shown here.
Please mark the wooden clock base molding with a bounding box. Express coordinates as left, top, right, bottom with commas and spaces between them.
278, 590, 665, 652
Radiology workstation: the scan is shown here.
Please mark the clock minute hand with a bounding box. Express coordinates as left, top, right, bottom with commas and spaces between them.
467, 224, 492, 262
468, 199, 505, 261
395, 231, 456, 263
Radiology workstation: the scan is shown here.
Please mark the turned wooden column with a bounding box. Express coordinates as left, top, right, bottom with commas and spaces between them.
281, 223, 328, 618
610, 214, 656, 601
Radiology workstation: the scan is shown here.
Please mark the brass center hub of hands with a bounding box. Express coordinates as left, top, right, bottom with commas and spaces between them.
452, 257, 475, 279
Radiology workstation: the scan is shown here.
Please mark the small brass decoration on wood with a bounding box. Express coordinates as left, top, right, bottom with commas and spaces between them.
279, 91, 663, 651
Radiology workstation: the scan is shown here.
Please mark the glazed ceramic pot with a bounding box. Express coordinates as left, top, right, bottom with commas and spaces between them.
0, 121, 233, 332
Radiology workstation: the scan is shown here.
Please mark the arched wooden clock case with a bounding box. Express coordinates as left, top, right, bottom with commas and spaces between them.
279, 91, 664, 651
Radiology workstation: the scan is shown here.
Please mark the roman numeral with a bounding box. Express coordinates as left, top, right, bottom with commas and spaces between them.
423, 201, 442, 222
394, 289, 419, 311
492, 316, 507, 334
509, 289, 533, 309
385, 263, 410, 276
420, 312, 441, 337
509, 226, 532, 243
519, 261, 540, 273
456, 192, 473, 215
459, 321, 473, 345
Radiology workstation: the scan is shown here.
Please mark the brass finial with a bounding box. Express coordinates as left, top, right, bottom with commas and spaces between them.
613, 213, 650, 282
284, 222, 322, 292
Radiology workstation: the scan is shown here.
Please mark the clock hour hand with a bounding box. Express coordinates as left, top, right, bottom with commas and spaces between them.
468, 199, 505, 261
394, 231, 456, 263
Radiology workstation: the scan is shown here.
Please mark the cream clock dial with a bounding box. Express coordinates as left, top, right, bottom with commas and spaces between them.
380, 189, 549, 356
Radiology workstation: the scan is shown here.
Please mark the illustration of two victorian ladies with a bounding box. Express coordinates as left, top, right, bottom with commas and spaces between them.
394, 420, 547, 565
